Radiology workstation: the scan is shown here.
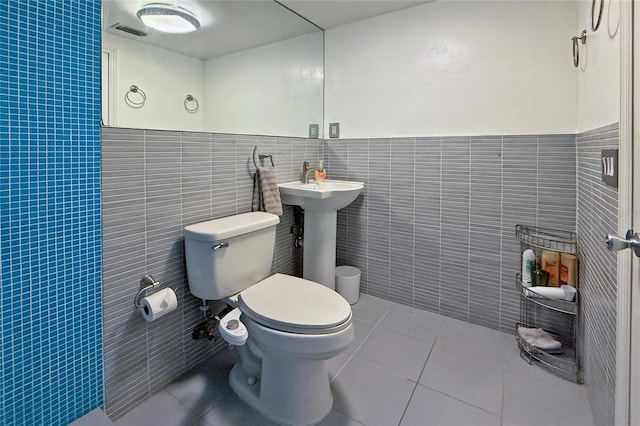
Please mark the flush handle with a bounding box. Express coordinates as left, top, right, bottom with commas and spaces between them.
212, 241, 229, 251
606, 230, 640, 257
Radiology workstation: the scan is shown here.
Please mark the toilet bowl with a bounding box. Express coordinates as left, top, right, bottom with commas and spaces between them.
183, 213, 354, 426
226, 273, 354, 425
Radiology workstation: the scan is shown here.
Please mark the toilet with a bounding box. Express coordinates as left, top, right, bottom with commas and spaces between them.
183, 212, 354, 426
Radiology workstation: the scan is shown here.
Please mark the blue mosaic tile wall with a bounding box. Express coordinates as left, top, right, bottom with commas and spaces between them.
0, 1, 103, 425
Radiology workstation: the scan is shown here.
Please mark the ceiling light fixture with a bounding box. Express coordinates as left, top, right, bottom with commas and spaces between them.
136, 3, 201, 34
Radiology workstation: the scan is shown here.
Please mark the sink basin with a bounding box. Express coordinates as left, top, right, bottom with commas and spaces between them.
277, 179, 365, 290
278, 180, 364, 212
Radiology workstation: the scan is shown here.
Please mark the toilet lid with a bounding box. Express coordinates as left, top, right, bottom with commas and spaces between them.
238, 274, 352, 334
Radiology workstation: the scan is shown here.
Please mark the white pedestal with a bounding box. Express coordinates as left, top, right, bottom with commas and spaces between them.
278, 180, 364, 290
303, 210, 337, 290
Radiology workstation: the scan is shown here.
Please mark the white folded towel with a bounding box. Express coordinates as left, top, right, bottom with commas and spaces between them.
517, 326, 562, 353
252, 166, 283, 216
524, 287, 565, 300
524, 285, 576, 301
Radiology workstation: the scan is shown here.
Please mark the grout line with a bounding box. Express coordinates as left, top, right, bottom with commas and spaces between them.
499, 135, 504, 331
143, 129, 151, 397
180, 132, 186, 370
412, 137, 416, 306
210, 133, 214, 218
346, 140, 350, 263
500, 335, 508, 426
388, 139, 391, 299
398, 332, 438, 425
536, 135, 539, 227
438, 137, 443, 315
330, 309, 389, 383
397, 381, 419, 426
161, 387, 205, 423
189, 391, 236, 426
467, 137, 471, 322
420, 382, 504, 421
365, 138, 370, 294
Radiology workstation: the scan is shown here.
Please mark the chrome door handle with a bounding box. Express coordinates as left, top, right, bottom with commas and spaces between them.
212, 241, 229, 250
606, 230, 640, 257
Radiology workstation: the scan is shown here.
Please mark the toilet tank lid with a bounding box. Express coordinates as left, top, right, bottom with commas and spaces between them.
184, 212, 280, 241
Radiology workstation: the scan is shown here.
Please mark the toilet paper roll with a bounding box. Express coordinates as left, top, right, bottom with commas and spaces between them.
139, 288, 178, 322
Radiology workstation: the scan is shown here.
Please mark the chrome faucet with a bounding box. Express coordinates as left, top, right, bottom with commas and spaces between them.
301, 161, 312, 183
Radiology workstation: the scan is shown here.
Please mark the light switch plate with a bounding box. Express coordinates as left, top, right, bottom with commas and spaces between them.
329, 122, 340, 138
309, 124, 319, 139
601, 149, 618, 188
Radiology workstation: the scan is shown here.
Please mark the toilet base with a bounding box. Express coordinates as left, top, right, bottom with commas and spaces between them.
229, 351, 333, 426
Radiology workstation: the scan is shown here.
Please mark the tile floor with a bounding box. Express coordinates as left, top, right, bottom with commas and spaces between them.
70, 294, 594, 426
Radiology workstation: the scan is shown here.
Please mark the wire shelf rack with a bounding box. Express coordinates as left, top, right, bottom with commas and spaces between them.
515, 224, 576, 254
515, 224, 582, 383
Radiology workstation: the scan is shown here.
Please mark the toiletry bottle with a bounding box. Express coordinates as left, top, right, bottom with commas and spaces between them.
541, 250, 561, 287
315, 160, 326, 183
522, 249, 536, 287
560, 253, 578, 287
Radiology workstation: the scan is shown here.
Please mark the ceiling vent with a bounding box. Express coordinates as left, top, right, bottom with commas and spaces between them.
110, 23, 148, 37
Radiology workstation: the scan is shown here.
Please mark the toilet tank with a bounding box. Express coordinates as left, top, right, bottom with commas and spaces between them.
183, 212, 280, 300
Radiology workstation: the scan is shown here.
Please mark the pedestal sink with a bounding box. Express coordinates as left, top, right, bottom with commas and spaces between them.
278, 180, 364, 290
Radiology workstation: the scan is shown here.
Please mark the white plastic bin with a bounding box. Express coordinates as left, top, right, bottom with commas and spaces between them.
335, 266, 361, 304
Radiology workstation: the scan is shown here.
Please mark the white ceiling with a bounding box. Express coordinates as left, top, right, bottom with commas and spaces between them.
102, 0, 430, 60
279, 1, 430, 30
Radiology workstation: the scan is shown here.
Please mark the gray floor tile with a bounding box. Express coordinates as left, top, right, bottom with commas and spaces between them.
113, 390, 199, 426
354, 327, 433, 381
68, 408, 113, 426
317, 410, 364, 426
418, 337, 505, 415
378, 303, 445, 342
503, 374, 593, 426
199, 393, 279, 426
332, 357, 415, 426
328, 319, 376, 380
328, 336, 362, 381
84, 294, 595, 426
352, 318, 376, 340
350, 294, 391, 324
165, 349, 237, 417
503, 340, 594, 426
436, 317, 509, 357
400, 384, 501, 426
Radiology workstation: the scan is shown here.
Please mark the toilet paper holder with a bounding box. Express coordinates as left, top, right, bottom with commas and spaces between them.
133, 274, 161, 308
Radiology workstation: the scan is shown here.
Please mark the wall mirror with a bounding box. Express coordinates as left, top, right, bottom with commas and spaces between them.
101, 0, 324, 138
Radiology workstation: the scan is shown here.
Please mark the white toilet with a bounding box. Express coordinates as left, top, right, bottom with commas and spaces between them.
183, 212, 354, 426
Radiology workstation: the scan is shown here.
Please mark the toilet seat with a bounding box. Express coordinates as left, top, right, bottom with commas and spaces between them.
238, 274, 352, 334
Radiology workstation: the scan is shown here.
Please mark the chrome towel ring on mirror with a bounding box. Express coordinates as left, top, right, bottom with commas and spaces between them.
125, 84, 146, 108
591, 0, 604, 31
572, 30, 587, 68
184, 94, 199, 113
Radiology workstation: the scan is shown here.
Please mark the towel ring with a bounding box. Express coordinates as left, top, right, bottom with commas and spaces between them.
184, 94, 199, 113
125, 85, 146, 108
591, 0, 604, 31
252, 145, 275, 169
571, 30, 587, 68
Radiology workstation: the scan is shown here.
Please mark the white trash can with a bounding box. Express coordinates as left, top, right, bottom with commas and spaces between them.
335, 266, 361, 304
